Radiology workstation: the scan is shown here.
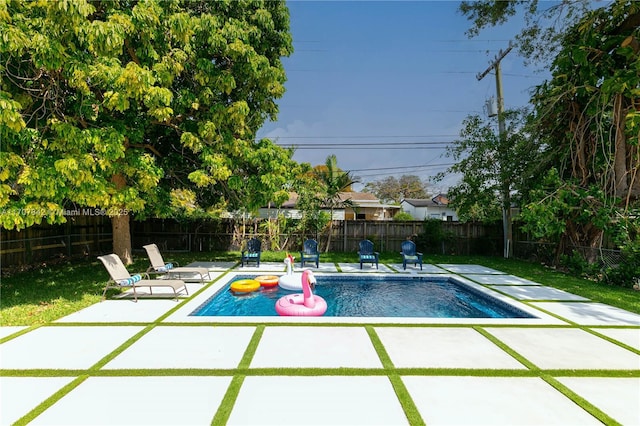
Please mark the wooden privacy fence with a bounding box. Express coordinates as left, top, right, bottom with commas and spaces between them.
1, 217, 503, 268
1, 215, 112, 267
328, 220, 502, 254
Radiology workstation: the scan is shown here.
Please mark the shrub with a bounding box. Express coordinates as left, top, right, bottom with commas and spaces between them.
393, 212, 414, 221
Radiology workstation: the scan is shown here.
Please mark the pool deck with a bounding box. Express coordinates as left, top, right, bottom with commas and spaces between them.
1, 263, 639, 425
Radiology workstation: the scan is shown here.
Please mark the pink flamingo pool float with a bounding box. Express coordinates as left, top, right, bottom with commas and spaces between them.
275, 269, 327, 316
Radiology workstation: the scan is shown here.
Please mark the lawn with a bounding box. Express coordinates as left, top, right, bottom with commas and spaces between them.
1, 251, 638, 326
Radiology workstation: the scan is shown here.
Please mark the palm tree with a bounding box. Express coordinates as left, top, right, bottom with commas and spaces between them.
315, 155, 358, 252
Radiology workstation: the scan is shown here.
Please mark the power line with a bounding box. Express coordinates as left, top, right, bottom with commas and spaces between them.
276, 141, 453, 150
349, 163, 455, 172
280, 142, 452, 146
286, 146, 450, 150
263, 134, 458, 139
355, 165, 453, 179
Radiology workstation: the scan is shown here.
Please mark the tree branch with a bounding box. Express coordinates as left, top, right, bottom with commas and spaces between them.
129, 143, 162, 157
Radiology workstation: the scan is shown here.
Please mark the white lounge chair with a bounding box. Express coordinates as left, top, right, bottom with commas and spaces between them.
143, 243, 210, 284
98, 254, 188, 302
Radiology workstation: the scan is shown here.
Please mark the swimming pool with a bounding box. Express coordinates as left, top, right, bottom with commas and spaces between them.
190, 275, 535, 319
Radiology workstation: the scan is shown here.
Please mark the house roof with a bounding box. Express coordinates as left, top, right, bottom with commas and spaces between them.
402, 194, 450, 207
339, 192, 378, 202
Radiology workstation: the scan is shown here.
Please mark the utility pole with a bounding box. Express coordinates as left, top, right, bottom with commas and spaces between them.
477, 43, 513, 259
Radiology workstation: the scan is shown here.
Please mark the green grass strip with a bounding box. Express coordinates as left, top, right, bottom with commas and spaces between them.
365, 326, 395, 368
234, 367, 388, 376
366, 326, 425, 426
518, 301, 584, 326
388, 374, 426, 426
92, 369, 237, 376
88, 324, 156, 371
45, 322, 155, 327
210, 326, 263, 425
0, 370, 87, 377
0, 325, 42, 344
210, 375, 245, 426
5, 367, 637, 378
237, 325, 264, 369
541, 375, 622, 425
582, 328, 640, 355
474, 326, 540, 371
13, 375, 89, 426
393, 368, 538, 377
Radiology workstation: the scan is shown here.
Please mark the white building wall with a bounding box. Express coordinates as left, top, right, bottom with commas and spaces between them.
400, 202, 459, 221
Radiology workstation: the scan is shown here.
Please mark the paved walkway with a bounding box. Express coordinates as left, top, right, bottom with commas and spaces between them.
1, 263, 639, 425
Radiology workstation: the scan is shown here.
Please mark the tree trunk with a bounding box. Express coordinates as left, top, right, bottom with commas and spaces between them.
112, 213, 132, 265
110, 173, 133, 265
325, 208, 334, 253
612, 93, 629, 198
502, 184, 512, 258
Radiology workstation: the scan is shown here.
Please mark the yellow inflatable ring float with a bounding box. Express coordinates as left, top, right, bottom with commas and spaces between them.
255, 275, 279, 288
230, 279, 260, 294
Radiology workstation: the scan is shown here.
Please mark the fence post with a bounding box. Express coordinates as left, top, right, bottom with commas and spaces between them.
385, 221, 389, 251
25, 228, 32, 264
343, 220, 347, 252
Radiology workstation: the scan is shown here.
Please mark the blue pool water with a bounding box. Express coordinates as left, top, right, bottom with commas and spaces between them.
190, 275, 535, 318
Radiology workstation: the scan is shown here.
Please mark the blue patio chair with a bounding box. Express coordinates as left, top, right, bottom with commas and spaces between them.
358, 239, 379, 269
300, 239, 320, 268
241, 238, 262, 267
400, 240, 423, 270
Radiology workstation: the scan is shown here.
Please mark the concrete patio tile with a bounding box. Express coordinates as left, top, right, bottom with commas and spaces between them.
463, 274, 541, 285
338, 263, 394, 273
374, 327, 526, 369
556, 377, 640, 426
29, 376, 231, 426
228, 376, 408, 426
104, 326, 255, 369
287, 262, 339, 272
593, 328, 640, 350
185, 261, 236, 271
437, 264, 505, 274
485, 327, 640, 370
55, 300, 177, 323
0, 377, 75, 426
311, 262, 340, 272
250, 326, 382, 368
488, 285, 589, 301
158, 271, 222, 283
0, 326, 143, 370
389, 264, 449, 274
234, 262, 287, 272
531, 302, 640, 325
403, 376, 601, 425
0, 326, 26, 340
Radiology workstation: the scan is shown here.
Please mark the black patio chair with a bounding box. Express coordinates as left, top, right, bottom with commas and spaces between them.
300, 239, 320, 268
358, 239, 379, 269
241, 238, 262, 267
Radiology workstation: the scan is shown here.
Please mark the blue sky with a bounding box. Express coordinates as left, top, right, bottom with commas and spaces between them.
257, 1, 550, 192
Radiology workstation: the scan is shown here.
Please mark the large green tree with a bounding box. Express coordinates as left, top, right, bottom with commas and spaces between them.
460, 0, 639, 280
363, 175, 429, 204
519, 1, 640, 265
438, 110, 534, 247
0, 0, 294, 263
460, 0, 592, 64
